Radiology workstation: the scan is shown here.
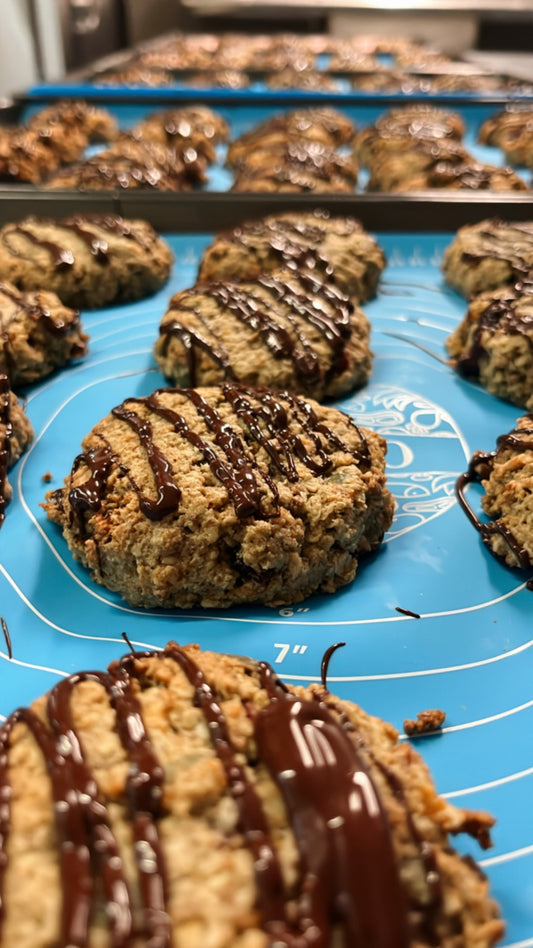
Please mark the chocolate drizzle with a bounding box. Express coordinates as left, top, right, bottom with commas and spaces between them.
64, 384, 369, 530
456, 291, 533, 378
0, 643, 416, 947
459, 221, 533, 277
456, 417, 533, 573
1, 215, 153, 270
159, 270, 353, 389
0, 281, 70, 337
318, 645, 444, 941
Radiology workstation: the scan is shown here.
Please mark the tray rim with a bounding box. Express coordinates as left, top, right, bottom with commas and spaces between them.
0, 189, 533, 232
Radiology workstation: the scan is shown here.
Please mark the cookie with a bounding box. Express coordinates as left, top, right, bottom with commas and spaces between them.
457, 412, 533, 574
0, 374, 33, 526
186, 68, 250, 89
226, 107, 357, 168
198, 210, 385, 303
354, 105, 464, 165
230, 141, 358, 193
364, 138, 470, 191
44, 137, 206, 191
0, 640, 504, 948
0, 281, 87, 387
0, 127, 60, 184
0, 214, 174, 309
26, 100, 118, 145
478, 106, 533, 166
266, 68, 340, 91
442, 219, 533, 298
132, 105, 229, 163
368, 157, 527, 193
154, 269, 372, 399
44, 383, 393, 609
446, 283, 533, 409
94, 65, 174, 87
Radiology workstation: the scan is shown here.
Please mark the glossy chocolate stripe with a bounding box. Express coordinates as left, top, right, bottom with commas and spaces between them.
257, 661, 409, 948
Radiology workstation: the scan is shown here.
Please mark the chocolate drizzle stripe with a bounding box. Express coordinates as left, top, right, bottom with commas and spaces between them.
161, 300, 235, 385
63, 385, 366, 527
111, 404, 181, 521
257, 662, 410, 948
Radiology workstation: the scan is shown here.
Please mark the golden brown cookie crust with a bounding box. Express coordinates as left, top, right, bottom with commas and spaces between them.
0, 214, 174, 309
0, 642, 504, 948
44, 383, 394, 609
154, 268, 372, 400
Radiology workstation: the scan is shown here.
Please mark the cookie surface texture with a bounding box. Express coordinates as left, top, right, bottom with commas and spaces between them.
0, 641, 504, 947
446, 284, 533, 410
154, 268, 372, 400
44, 383, 394, 609
0, 281, 87, 386
442, 219, 533, 297
197, 210, 385, 302
0, 214, 173, 309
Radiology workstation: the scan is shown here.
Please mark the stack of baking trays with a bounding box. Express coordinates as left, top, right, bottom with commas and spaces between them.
1, 31, 533, 948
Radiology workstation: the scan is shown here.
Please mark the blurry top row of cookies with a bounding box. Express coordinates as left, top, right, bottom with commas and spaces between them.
2, 100, 533, 193
88, 30, 532, 95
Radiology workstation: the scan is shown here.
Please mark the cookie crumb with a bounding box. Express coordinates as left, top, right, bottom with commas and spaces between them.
42, 471, 53, 483
404, 708, 446, 736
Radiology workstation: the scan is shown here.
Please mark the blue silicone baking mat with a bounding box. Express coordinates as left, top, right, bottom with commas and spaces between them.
15, 100, 533, 193
1, 229, 532, 944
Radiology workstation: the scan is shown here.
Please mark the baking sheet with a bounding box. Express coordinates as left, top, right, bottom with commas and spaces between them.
11, 99, 533, 194
1, 229, 533, 945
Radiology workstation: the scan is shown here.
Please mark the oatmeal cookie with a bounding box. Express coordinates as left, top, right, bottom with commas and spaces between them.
230, 140, 358, 193
457, 413, 533, 573
44, 137, 206, 191
0, 640, 504, 948
0, 281, 88, 387
442, 219, 533, 298
354, 105, 464, 165
368, 157, 527, 193
132, 105, 229, 163
0, 214, 173, 309
478, 106, 533, 167
44, 383, 394, 609
154, 268, 372, 399
0, 127, 60, 183
26, 100, 118, 145
94, 65, 174, 87
198, 210, 385, 302
226, 108, 357, 168
365, 138, 470, 190
0, 374, 33, 526
446, 283, 533, 409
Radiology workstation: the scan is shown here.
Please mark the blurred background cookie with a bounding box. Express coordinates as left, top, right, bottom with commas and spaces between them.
0, 282, 87, 387
0, 214, 173, 308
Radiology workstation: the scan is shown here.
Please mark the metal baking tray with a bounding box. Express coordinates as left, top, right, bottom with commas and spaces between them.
24, 30, 533, 102
1, 215, 532, 945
